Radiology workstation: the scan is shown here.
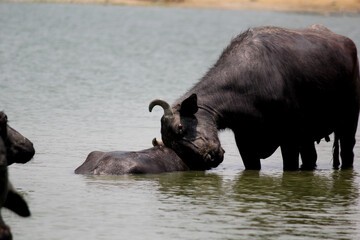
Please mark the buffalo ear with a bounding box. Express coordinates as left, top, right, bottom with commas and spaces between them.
4, 188, 31, 217
180, 94, 198, 116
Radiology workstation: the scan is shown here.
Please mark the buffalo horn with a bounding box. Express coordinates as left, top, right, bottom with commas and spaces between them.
149, 99, 173, 117
152, 138, 164, 147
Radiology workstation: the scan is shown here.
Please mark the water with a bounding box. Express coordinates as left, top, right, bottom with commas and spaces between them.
1, 2, 360, 239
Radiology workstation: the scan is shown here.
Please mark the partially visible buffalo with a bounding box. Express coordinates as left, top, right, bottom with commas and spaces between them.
2, 116, 35, 166
75, 139, 189, 175
0, 112, 34, 240
149, 24, 360, 171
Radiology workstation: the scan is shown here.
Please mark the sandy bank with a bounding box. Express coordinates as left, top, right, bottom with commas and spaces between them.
3, 0, 360, 14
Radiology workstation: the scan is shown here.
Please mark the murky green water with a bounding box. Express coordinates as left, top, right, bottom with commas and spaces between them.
1, 2, 360, 239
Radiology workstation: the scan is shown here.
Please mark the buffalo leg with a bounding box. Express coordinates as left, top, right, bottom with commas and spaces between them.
235, 136, 261, 170
333, 134, 340, 169
339, 133, 356, 169
338, 108, 359, 169
300, 141, 317, 170
238, 147, 261, 170
281, 144, 299, 171
241, 154, 261, 170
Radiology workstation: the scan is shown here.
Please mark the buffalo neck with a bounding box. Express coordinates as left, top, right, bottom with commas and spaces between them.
191, 88, 250, 131
197, 104, 223, 128
193, 107, 220, 143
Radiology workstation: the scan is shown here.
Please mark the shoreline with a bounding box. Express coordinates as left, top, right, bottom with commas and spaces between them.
2, 0, 360, 15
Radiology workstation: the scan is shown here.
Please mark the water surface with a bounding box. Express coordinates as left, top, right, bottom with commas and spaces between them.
1, 2, 360, 239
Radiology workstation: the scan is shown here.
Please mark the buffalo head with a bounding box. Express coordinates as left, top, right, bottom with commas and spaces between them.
0, 112, 35, 165
149, 94, 224, 170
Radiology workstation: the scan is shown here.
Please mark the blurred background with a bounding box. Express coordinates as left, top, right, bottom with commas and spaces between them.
1, 1, 360, 239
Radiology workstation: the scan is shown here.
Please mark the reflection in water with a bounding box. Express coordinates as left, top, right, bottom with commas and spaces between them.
157, 172, 225, 200
232, 170, 359, 239
2, 2, 360, 239
154, 170, 359, 240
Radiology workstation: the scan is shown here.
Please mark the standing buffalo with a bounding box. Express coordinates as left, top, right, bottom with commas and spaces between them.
0, 112, 34, 240
149, 24, 360, 171
75, 139, 189, 175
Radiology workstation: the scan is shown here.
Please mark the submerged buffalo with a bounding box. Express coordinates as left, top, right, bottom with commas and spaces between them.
149, 24, 360, 171
75, 139, 189, 175
0, 112, 34, 240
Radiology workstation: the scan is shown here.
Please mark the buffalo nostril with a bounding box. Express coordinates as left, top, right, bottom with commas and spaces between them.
204, 153, 214, 162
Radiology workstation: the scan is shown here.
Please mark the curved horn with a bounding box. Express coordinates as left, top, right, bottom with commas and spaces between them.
152, 138, 164, 147
149, 99, 173, 117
